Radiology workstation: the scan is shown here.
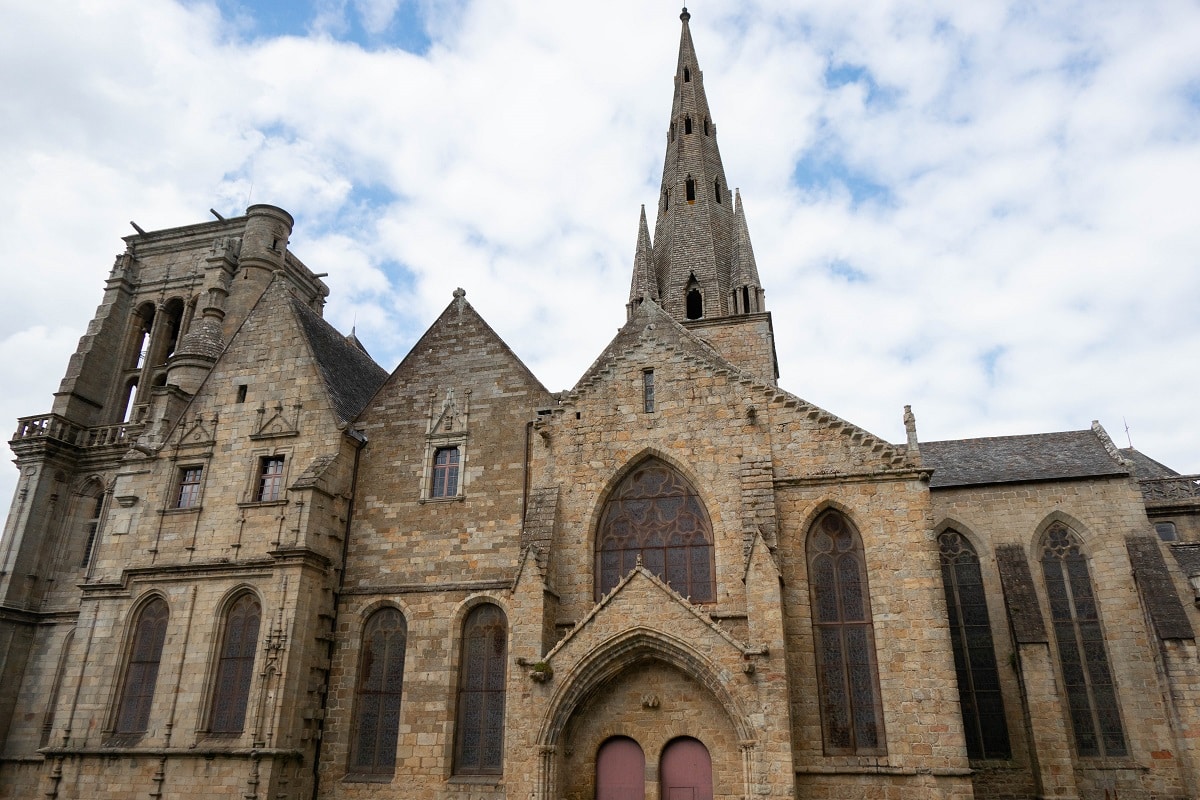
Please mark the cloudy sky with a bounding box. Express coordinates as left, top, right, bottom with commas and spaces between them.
2, 0, 1199, 510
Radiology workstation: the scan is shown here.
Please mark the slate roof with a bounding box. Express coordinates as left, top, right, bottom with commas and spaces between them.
1120, 447, 1181, 480
289, 296, 389, 424
922, 430, 1129, 489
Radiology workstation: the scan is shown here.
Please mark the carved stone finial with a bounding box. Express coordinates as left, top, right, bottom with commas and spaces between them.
904, 404, 922, 464
680, 7, 690, 22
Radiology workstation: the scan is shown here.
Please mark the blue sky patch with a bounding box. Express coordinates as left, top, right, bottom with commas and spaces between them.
792, 156, 892, 208
202, 0, 432, 53
827, 259, 870, 283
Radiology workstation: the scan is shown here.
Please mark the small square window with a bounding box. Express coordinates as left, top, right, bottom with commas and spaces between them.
176, 467, 203, 508
431, 447, 460, 498
257, 456, 285, 502
1155, 522, 1178, 542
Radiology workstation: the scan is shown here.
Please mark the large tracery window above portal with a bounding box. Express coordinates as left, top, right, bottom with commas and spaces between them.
595, 458, 715, 602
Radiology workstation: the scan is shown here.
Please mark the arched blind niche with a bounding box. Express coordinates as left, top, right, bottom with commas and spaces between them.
595, 458, 715, 602
807, 509, 885, 754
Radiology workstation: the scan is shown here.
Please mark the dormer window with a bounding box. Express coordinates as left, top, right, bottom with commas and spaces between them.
685, 177, 696, 203
684, 116, 693, 135
683, 66, 691, 82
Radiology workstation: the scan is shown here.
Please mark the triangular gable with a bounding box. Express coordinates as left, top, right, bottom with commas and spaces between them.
357, 290, 552, 421
568, 299, 907, 469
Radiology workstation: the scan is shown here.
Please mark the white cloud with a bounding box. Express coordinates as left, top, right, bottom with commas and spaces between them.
1, 0, 1198, 518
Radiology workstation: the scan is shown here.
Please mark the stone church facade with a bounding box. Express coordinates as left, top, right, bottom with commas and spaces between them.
1, 9, 1199, 800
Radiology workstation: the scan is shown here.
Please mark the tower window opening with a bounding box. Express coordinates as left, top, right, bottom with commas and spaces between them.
714, 180, 722, 204
704, 119, 710, 135
685, 178, 696, 203
742, 286, 751, 313
683, 66, 691, 82
686, 282, 703, 320
684, 116, 692, 135
669, 122, 675, 142
663, 189, 669, 211
236, 384, 247, 404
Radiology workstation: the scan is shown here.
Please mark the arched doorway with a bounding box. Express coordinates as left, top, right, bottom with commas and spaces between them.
596, 736, 645, 800
660, 737, 712, 800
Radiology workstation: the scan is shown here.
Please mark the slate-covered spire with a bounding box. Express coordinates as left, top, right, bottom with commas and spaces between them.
647, 7, 765, 324
628, 205, 658, 317
730, 189, 765, 313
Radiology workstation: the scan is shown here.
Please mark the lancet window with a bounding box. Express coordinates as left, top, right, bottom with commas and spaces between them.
1041, 522, 1127, 757
938, 530, 1010, 759
807, 510, 885, 754
351, 607, 408, 775
112, 597, 169, 737
208, 593, 261, 735
454, 604, 507, 774
595, 458, 714, 602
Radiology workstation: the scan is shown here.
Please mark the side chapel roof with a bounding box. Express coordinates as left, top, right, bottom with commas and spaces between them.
922, 429, 1130, 489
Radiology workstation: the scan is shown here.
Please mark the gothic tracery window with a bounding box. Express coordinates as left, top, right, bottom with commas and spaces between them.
595, 458, 714, 602
454, 604, 507, 775
1041, 522, 1127, 757
351, 607, 407, 775
113, 597, 169, 737
208, 593, 261, 735
807, 510, 885, 754
938, 530, 1010, 759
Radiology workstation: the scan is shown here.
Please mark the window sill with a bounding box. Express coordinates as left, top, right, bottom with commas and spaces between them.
237, 499, 288, 509
160, 506, 202, 516
447, 774, 503, 785
419, 495, 465, 505
343, 773, 394, 784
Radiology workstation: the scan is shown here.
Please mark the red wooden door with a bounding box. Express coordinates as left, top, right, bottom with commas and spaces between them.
596, 736, 645, 800
660, 737, 712, 800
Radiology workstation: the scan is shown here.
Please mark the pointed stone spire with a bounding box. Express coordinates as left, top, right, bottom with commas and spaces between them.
649, 7, 758, 324
627, 205, 658, 318
730, 189, 766, 313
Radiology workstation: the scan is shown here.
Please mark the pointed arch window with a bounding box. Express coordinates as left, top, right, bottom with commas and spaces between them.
685, 275, 703, 320
351, 607, 408, 776
704, 119, 710, 136
938, 530, 1010, 759
595, 458, 714, 602
112, 597, 169, 738
684, 116, 693, 135
714, 179, 722, 204
78, 483, 105, 568
455, 604, 507, 775
683, 66, 691, 82
685, 177, 696, 203
1041, 522, 1126, 757
808, 510, 885, 754
208, 593, 261, 734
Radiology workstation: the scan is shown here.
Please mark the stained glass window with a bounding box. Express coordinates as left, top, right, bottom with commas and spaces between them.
113, 597, 169, 735
938, 530, 1011, 759
432, 447, 460, 498
595, 459, 714, 602
209, 593, 261, 734
1041, 523, 1127, 757
454, 604, 507, 775
351, 607, 407, 775
807, 510, 885, 754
